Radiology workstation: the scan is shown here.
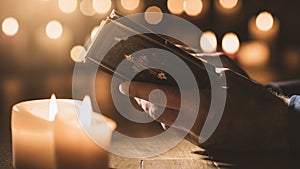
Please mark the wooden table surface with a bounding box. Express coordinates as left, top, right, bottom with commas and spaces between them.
1, 121, 298, 169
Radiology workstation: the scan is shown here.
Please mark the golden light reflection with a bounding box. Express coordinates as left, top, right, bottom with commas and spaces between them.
58, 0, 77, 13
184, 0, 203, 16
238, 41, 270, 67
219, 0, 238, 9
70, 45, 86, 62
80, 0, 96, 16
200, 31, 217, 53
91, 26, 99, 41
2, 17, 19, 36
167, 0, 184, 15
256, 11, 274, 31
121, 0, 140, 11
93, 0, 112, 14
46, 20, 63, 39
222, 32, 240, 54
145, 6, 163, 25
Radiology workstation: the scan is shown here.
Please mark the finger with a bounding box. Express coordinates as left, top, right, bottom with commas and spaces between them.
160, 123, 170, 130
120, 81, 181, 110
130, 97, 144, 112
134, 97, 179, 126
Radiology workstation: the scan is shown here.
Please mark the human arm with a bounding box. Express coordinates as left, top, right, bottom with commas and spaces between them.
119, 68, 290, 151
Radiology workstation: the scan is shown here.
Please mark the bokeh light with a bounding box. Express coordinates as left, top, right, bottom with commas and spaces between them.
121, 0, 140, 11
167, 0, 184, 15
184, 0, 203, 16
200, 31, 217, 53
219, 0, 238, 9
2, 17, 19, 36
93, 0, 112, 14
238, 41, 270, 67
58, 0, 77, 13
46, 20, 63, 39
222, 32, 240, 54
248, 16, 279, 41
255, 11, 274, 31
145, 6, 163, 25
70, 45, 86, 62
80, 0, 96, 16
283, 48, 300, 71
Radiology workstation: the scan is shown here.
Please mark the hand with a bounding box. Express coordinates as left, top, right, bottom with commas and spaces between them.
119, 54, 290, 151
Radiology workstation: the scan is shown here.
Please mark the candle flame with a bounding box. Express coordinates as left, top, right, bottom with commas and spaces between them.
49, 94, 58, 121
79, 95, 92, 126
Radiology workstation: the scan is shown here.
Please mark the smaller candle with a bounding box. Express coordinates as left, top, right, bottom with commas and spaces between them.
54, 96, 116, 169
11, 94, 58, 169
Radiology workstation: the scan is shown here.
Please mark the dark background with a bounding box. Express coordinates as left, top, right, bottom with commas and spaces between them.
1, 0, 300, 145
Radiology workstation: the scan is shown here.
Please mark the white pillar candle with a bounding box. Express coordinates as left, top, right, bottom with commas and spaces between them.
54, 96, 116, 169
11, 94, 58, 169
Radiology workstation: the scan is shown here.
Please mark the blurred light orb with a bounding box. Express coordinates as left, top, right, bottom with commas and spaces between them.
71, 45, 86, 62
222, 32, 240, 54
167, 0, 184, 15
200, 31, 217, 53
58, 0, 77, 13
80, 0, 96, 16
219, 0, 238, 9
145, 6, 163, 25
184, 0, 203, 16
46, 20, 63, 39
93, 0, 112, 13
238, 41, 270, 66
2, 17, 19, 36
121, 0, 140, 10
256, 11, 274, 31
91, 26, 99, 40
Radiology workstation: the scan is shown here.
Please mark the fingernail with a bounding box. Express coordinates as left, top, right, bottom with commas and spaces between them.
119, 82, 130, 95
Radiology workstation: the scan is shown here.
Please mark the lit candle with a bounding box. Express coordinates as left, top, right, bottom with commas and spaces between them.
54, 96, 116, 169
11, 95, 116, 169
11, 94, 58, 169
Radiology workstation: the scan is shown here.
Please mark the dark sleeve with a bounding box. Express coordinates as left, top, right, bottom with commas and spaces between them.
266, 79, 300, 97
288, 95, 300, 153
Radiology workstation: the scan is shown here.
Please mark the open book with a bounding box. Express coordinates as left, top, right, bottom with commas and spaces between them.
84, 10, 231, 88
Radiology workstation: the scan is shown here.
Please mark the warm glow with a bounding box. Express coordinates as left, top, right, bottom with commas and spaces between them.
70, 45, 86, 62
49, 94, 57, 121
2, 17, 19, 36
91, 26, 99, 40
80, 0, 96, 16
145, 6, 163, 25
167, 0, 184, 15
80, 95, 92, 126
284, 49, 300, 70
90, 20, 106, 41
256, 11, 274, 31
46, 20, 63, 39
184, 0, 203, 16
58, 0, 77, 13
121, 0, 140, 10
93, 0, 112, 13
238, 41, 270, 66
200, 31, 217, 53
219, 0, 238, 9
222, 32, 240, 54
